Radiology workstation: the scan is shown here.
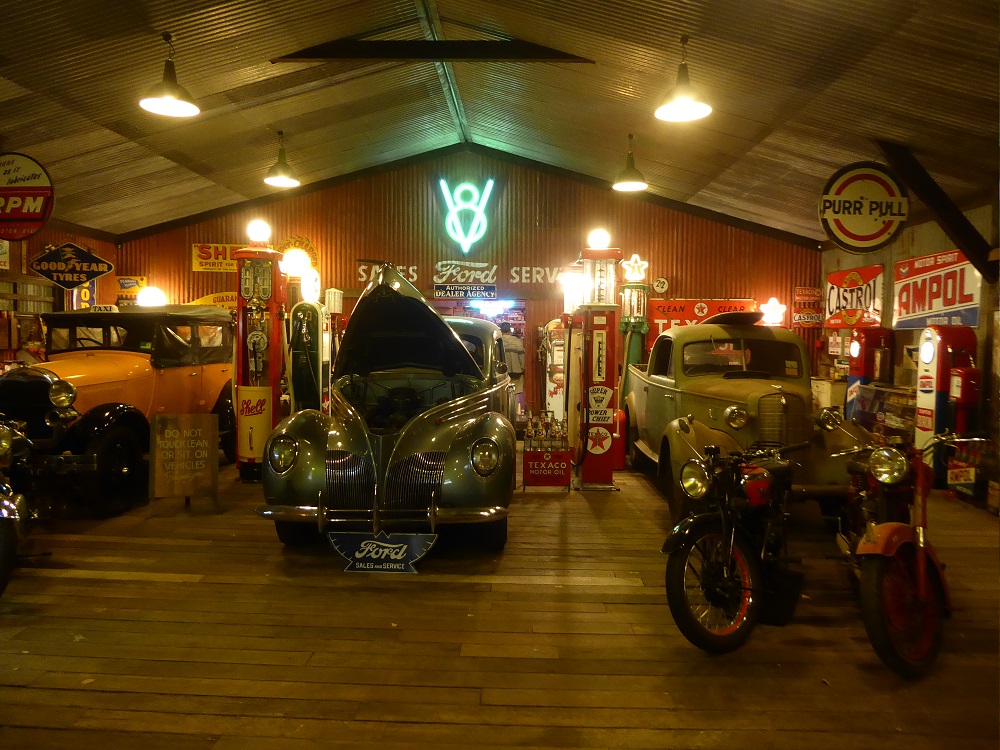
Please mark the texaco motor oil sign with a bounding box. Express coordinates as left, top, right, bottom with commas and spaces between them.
818, 162, 908, 252
825, 264, 883, 328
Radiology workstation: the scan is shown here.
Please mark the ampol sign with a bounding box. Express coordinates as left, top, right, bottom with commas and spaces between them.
892, 250, 981, 329
819, 162, 908, 252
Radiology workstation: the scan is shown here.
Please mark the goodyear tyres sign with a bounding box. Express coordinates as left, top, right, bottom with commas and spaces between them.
30, 242, 114, 290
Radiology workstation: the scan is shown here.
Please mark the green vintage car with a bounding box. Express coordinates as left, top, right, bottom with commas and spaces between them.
258, 263, 517, 551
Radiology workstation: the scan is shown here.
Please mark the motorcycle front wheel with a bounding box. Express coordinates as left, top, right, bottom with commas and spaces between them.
860, 548, 945, 679
665, 528, 762, 653
0, 517, 17, 597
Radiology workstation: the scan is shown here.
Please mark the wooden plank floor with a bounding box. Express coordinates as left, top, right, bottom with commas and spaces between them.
1, 457, 997, 750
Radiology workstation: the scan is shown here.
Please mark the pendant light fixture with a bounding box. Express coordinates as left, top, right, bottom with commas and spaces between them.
654, 35, 712, 123
264, 131, 300, 188
139, 32, 200, 118
612, 134, 648, 192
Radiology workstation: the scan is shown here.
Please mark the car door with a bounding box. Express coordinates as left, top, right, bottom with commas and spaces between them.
195, 322, 233, 413
152, 322, 201, 415
642, 337, 677, 456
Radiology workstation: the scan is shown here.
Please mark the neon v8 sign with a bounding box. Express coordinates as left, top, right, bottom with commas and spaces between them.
439, 179, 494, 254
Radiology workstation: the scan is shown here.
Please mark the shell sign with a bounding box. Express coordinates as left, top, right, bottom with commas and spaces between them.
825, 265, 883, 329
818, 162, 908, 252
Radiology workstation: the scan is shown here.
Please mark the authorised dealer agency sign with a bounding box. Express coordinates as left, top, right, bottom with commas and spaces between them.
818, 161, 908, 252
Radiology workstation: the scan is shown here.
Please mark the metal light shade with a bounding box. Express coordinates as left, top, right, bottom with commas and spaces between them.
654, 62, 711, 122
613, 150, 648, 192
139, 59, 200, 117
264, 146, 300, 188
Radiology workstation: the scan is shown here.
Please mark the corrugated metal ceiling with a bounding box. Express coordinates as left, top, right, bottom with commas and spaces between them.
0, 0, 995, 241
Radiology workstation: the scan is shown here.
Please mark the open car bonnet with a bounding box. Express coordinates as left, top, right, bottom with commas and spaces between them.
334, 263, 483, 379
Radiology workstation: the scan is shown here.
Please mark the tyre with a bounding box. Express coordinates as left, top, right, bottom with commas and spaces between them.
478, 516, 508, 553
88, 426, 145, 517
275, 521, 324, 547
0, 518, 17, 598
626, 413, 650, 472
859, 548, 945, 679
665, 527, 762, 653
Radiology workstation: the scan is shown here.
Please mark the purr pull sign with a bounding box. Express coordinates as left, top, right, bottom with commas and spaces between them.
819, 162, 908, 252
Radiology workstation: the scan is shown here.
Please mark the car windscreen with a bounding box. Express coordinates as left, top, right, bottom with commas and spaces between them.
682, 338, 803, 379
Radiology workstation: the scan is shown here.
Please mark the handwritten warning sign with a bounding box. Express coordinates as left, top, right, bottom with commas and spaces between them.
151, 414, 218, 501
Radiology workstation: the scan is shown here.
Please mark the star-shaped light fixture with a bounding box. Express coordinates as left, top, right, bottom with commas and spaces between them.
620, 253, 649, 282
760, 296, 787, 326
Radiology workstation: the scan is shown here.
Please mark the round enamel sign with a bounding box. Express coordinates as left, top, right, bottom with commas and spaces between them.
0, 153, 55, 240
818, 162, 908, 252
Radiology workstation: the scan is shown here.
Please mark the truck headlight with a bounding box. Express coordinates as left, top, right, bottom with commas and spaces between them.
471, 438, 500, 477
679, 459, 711, 499
268, 435, 299, 475
869, 447, 908, 485
724, 405, 749, 430
49, 379, 77, 407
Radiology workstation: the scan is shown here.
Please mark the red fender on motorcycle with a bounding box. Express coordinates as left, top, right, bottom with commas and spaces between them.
855, 522, 952, 611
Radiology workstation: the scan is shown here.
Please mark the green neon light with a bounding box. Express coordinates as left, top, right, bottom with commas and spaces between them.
440, 178, 494, 254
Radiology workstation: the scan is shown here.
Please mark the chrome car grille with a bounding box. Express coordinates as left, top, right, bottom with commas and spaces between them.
758, 393, 809, 445
0, 374, 54, 441
383, 451, 447, 512
325, 449, 376, 511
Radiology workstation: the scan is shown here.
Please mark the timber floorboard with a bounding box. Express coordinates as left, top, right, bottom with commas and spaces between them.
0, 454, 997, 749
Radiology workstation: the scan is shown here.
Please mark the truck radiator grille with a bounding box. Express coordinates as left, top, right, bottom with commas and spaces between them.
325, 449, 375, 511
758, 393, 810, 445
383, 451, 447, 512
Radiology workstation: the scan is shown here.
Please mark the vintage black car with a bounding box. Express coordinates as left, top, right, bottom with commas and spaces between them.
258, 263, 517, 551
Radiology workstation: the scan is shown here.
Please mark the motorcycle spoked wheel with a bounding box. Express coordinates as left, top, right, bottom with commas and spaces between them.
665, 530, 762, 653
0, 518, 17, 598
859, 546, 945, 679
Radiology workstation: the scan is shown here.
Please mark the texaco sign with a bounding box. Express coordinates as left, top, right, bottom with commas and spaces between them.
818, 162, 908, 252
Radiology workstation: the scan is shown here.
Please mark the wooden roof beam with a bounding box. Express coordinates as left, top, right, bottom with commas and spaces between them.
875, 139, 997, 283
273, 39, 595, 63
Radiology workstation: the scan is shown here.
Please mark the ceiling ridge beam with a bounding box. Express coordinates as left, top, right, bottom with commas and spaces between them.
272, 39, 595, 63
415, 0, 470, 143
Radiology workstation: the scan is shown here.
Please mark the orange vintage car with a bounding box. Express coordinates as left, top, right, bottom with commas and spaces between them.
0, 305, 235, 515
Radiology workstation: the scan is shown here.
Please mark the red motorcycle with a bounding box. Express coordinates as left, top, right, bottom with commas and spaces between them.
849, 431, 988, 678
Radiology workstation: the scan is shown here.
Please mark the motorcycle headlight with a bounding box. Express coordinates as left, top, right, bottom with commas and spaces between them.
0, 424, 12, 463
724, 405, 749, 430
267, 435, 299, 475
471, 438, 501, 477
49, 379, 77, 407
869, 447, 908, 485
679, 459, 711, 499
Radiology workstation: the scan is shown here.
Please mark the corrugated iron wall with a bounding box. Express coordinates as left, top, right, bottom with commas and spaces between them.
112, 150, 821, 412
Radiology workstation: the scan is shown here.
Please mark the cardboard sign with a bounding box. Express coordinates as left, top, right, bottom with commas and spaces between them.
892, 250, 981, 329
329, 532, 436, 573
151, 414, 219, 501
825, 265, 883, 328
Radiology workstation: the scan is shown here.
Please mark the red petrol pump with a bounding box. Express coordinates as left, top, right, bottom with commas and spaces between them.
846, 326, 893, 418
915, 325, 977, 485
233, 220, 288, 482
565, 231, 622, 490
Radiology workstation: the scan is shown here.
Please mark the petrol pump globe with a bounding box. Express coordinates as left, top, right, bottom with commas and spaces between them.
558, 265, 586, 314
282, 248, 312, 278
581, 245, 621, 304
247, 219, 272, 244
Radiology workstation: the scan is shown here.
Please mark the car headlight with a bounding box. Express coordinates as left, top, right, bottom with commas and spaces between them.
0, 424, 12, 463
471, 438, 501, 477
869, 447, 908, 485
267, 435, 299, 475
724, 405, 749, 430
49, 379, 77, 407
679, 459, 711, 499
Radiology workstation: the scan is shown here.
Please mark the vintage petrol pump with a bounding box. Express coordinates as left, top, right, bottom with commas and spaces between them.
233, 220, 288, 482
948, 366, 981, 435
566, 230, 622, 490
539, 318, 567, 419
915, 325, 977, 484
846, 326, 893, 418
286, 271, 333, 415
618, 253, 650, 406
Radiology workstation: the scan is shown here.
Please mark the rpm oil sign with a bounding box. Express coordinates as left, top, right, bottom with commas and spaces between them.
818, 162, 908, 252
0, 153, 55, 240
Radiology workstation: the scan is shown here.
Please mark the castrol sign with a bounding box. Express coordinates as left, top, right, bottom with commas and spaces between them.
825, 264, 883, 329
0, 153, 54, 240
818, 162, 908, 252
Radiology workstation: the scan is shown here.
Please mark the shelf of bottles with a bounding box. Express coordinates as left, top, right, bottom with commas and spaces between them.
522, 410, 572, 489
